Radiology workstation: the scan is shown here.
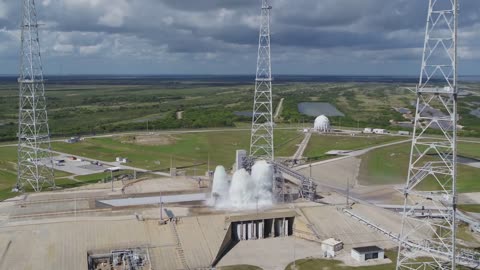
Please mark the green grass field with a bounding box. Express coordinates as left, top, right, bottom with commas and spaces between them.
0, 129, 302, 201
304, 134, 403, 160
0, 146, 73, 200
457, 142, 480, 159
458, 204, 480, 213
359, 142, 480, 193
284, 250, 473, 270
285, 251, 398, 270
51, 129, 302, 171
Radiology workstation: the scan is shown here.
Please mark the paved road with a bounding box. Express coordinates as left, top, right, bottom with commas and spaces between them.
99, 193, 208, 207
293, 139, 411, 170
292, 132, 311, 160
49, 149, 172, 177
274, 98, 284, 120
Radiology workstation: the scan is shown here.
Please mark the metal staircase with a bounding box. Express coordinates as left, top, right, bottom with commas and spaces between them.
170, 222, 189, 270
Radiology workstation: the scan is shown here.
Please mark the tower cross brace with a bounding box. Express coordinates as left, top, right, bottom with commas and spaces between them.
16, 0, 55, 192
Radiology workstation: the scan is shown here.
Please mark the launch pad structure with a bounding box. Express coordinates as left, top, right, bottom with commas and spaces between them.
4, 0, 480, 269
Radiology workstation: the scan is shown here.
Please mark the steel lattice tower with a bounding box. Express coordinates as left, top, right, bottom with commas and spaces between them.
16, 0, 55, 192
397, 0, 459, 269
250, 0, 274, 161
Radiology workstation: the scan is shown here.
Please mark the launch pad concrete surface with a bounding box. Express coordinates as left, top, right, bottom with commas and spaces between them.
0, 165, 436, 270
0, 175, 410, 270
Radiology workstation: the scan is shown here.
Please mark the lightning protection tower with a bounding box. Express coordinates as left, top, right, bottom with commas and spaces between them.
16, 0, 55, 192
397, 0, 459, 269
250, 0, 274, 161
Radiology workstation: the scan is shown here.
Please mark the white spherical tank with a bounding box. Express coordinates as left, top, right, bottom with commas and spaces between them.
314, 115, 331, 132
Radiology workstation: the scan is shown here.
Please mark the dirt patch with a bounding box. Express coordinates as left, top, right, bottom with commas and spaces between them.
118, 135, 176, 146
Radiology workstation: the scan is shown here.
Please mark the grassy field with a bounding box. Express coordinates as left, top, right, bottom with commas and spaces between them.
457, 142, 480, 159
458, 204, 480, 213
285, 251, 398, 270
358, 142, 480, 193
284, 250, 474, 270
0, 145, 104, 200
1, 78, 479, 142
51, 129, 303, 171
304, 134, 403, 160
457, 224, 480, 246
0, 129, 301, 200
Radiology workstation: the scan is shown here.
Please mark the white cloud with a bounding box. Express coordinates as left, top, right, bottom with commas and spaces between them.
0, 1, 7, 19
0, 0, 479, 74
98, 6, 128, 27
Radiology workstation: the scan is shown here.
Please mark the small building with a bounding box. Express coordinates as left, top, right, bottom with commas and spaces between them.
66, 136, 80, 144
351, 246, 384, 262
104, 167, 121, 173
321, 238, 343, 257
363, 128, 373, 134
373, 129, 388, 134
116, 157, 129, 164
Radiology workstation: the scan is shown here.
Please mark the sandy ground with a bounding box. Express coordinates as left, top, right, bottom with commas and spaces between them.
296, 156, 405, 205
116, 134, 176, 146
459, 192, 480, 204
217, 237, 322, 270
297, 156, 361, 190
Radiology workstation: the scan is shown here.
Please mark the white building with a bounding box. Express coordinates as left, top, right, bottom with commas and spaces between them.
373, 129, 388, 134
363, 128, 373, 134
321, 238, 343, 257
314, 115, 331, 133
351, 246, 384, 262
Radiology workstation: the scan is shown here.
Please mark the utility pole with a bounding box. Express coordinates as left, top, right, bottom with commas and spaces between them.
110, 170, 114, 192
397, 1, 459, 269
159, 193, 163, 221
16, 0, 55, 192
250, 0, 274, 161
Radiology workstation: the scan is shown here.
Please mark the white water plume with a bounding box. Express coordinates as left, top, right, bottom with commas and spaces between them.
210, 160, 274, 209
210, 165, 230, 206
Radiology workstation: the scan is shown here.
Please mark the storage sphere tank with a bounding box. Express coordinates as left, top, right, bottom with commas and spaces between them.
314, 115, 331, 132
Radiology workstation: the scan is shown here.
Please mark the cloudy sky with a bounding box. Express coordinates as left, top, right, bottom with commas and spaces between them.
0, 0, 479, 75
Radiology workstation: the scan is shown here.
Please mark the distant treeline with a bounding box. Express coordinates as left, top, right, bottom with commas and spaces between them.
0, 109, 247, 142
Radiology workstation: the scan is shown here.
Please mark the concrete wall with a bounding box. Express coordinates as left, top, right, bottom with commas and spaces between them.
351, 249, 385, 262
232, 217, 294, 241
351, 249, 364, 261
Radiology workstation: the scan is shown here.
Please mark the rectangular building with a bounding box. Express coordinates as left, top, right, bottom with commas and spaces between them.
321, 238, 343, 257
351, 246, 384, 262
